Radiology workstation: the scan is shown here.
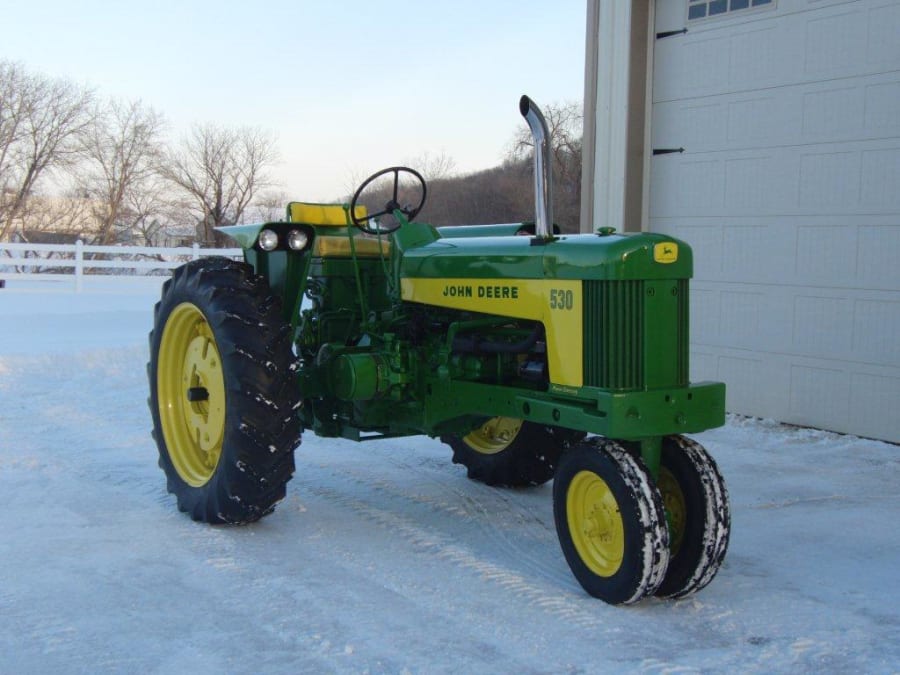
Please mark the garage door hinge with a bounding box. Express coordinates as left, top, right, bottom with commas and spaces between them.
656, 28, 688, 39
653, 147, 685, 156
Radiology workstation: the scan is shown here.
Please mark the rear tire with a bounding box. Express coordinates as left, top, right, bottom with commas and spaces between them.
443, 418, 583, 487
553, 438, 670, 604
654, 435, 730, 598
148, 257, 301, 524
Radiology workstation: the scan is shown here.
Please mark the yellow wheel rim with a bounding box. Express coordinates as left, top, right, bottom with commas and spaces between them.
462, 417, 523, 455
658, 467, 686, 555
157, 302, 226, 487
566, 470, 624, 577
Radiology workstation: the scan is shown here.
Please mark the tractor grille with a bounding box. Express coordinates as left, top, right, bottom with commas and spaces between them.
583, 280, 644, 390
583, 279, 689, 390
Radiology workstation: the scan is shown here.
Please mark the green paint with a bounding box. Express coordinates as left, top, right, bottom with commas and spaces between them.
218, 203, 724, 452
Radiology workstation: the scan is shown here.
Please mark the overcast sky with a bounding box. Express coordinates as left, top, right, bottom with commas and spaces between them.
3, 0, 586, 201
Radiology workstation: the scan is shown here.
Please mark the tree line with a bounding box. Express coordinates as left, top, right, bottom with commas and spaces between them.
1, 60, 582, 247
0, 60, 279, 246
416, 100, 582, 232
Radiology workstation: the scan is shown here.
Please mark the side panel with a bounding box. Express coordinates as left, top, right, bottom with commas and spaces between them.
400, 277, 584, 387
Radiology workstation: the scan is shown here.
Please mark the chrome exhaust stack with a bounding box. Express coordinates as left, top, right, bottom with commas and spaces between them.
519, 95, 554, 240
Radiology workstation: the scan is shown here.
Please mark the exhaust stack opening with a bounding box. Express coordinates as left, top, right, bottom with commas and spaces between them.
519, 95, 554, 240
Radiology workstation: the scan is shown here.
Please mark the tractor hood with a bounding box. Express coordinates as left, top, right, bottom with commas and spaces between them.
399, 231, 692, 282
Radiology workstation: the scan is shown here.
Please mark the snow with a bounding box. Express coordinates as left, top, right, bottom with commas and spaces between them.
1, 279, 898, 674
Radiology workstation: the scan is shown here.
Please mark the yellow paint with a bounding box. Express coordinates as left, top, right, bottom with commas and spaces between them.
401, 277, 583, 387
288, 202, 367, 226
314, 235, 390, 258
566, 470, 625, 577
654, 242, 678, 264
157, 303, 226, 487
463, 417, 523, 455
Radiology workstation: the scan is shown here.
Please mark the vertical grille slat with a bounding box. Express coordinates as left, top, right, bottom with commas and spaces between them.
582, 279, 690, 390
583, 280, 644, 390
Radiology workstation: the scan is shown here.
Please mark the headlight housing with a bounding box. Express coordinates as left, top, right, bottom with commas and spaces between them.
287, 229, 309, 251
257, 228, 279, 251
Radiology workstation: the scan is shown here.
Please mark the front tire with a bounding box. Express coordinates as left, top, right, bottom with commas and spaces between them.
654, 435, 731, 598
443, 418, 583, 487
148, 257, 301, 524
553, 439, 670, 604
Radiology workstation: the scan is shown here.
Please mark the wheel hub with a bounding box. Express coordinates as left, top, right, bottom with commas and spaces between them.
182, 334, 225, 452
157, 303, 226, 487
463, 417, 523, 455
658, 467, 687, 555
567, 470, 624, 577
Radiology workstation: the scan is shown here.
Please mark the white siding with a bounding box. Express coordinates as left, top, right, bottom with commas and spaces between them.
649, 0, 900, 442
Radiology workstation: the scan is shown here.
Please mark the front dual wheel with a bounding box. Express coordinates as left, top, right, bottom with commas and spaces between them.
553, 436, 730, 604
553, 439, 669, 604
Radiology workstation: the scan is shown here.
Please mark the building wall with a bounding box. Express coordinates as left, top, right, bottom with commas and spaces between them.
584, 0, 900, 442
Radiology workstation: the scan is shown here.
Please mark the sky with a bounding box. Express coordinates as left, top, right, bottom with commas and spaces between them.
2, 0, 587, 201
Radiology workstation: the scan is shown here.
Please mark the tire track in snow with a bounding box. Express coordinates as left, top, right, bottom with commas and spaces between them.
303, 482, 604, 629
294, 450, 576, 589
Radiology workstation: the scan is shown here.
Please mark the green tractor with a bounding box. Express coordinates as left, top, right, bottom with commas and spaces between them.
148, 96, 730, 605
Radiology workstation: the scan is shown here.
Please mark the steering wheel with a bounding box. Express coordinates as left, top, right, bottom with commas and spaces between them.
349, 166, 427, 234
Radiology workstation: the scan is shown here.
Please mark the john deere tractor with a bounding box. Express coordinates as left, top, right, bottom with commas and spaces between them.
148, 96, 730, 605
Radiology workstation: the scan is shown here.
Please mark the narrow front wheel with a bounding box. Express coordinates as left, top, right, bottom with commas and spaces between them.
654, 435, 731, 599
553, 439, 669, 604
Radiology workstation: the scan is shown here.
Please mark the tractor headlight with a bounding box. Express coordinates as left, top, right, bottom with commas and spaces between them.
258, 228, 279, 251
287, 229, 309, 251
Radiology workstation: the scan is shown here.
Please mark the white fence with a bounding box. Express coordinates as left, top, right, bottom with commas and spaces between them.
0, 241, 243, 291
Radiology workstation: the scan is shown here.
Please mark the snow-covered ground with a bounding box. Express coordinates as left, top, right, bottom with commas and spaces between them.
1, 279, 898, 674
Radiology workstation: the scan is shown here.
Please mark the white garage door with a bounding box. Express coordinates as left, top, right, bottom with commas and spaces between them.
649, 0, 900, 442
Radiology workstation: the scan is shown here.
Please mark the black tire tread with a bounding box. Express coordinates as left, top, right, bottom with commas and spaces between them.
553, 437, 670, 605
655, 435, 731, 599
443, 421, 583, 487
148, 257, 301, 524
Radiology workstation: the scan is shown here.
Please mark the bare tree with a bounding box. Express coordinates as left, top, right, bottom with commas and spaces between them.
248, 189, 289, 223
162, 124, 279, 245
78, 98, 166, 244
0, 63, 28, 197
506, 100, 583, 230
0, 60, 94, 241
506, 100, 582, 173
407, 150, 457, 182
116, 174, 174, 246
13, 192, 92, 241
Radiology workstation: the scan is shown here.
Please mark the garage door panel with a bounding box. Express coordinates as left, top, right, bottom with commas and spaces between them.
795, 223, 859, 285
651, 141, 900, 218
655, 215, 900, 291
865, 80, 900, 132
853, 299, 900, 366
789, 363, 851, 429
651, 149, 795, 217
687, 279, 897, 363
860, 147, 900, 210
652, 71, 900, 152
867, 2, 900, 65
850, 372, 900, 441
858, 225, 900, 287
651, 0, 900, 442
654, 0, 900, 103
